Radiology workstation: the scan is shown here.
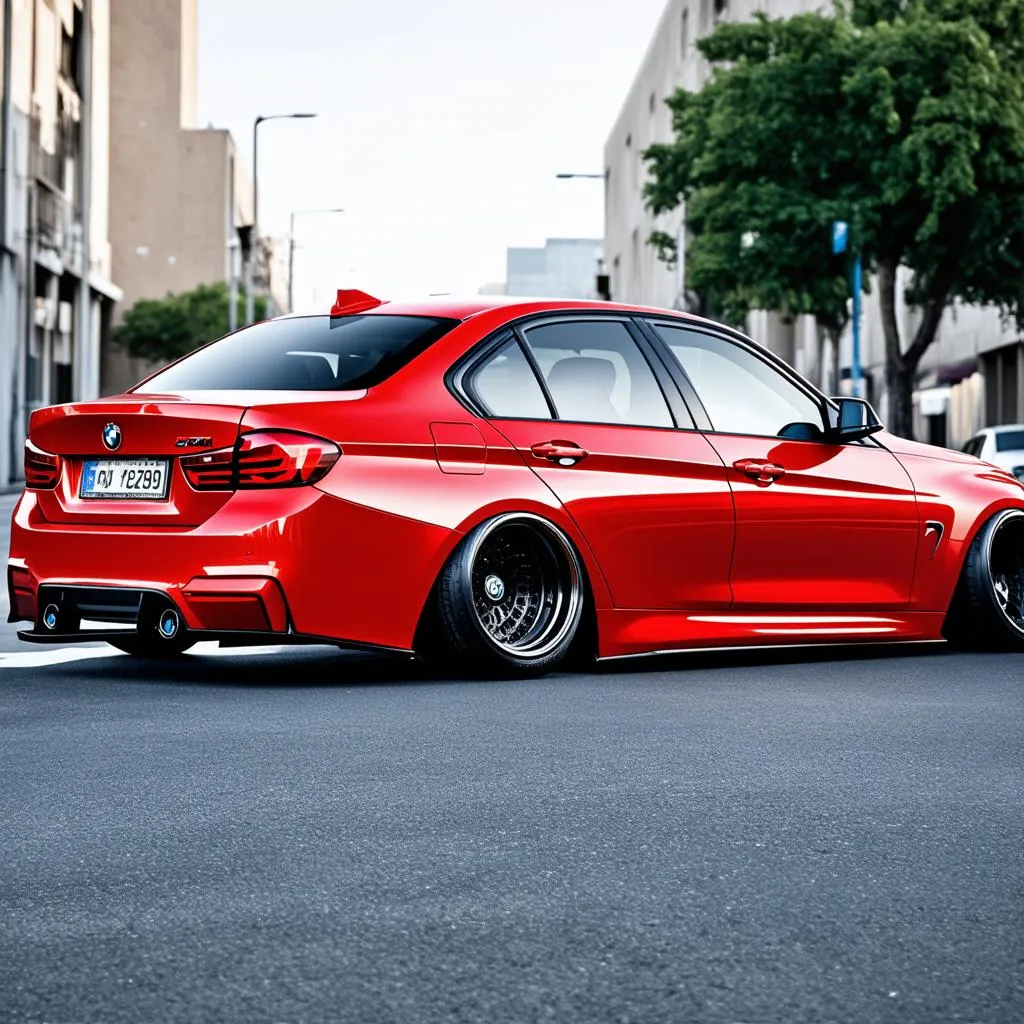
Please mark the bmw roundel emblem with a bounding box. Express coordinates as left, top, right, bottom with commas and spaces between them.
102, 422, 122, 451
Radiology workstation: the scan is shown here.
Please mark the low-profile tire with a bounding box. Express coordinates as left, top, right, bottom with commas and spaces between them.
944, 509, 1024, 652
424, 513, 586, 677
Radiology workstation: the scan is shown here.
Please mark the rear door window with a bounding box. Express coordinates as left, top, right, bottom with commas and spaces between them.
467, 339, 553, 420
135, 315, 459, 392
521, 320, 674, 428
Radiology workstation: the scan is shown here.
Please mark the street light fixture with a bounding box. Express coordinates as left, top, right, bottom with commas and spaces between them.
245, 112, 319, 324
288, 207, 345, 313
555, 173, 605, 179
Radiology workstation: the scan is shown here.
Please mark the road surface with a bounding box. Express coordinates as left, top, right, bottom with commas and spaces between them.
2, 640, 1021, 1023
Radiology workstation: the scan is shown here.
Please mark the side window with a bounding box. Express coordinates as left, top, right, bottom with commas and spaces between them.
467, 339, 552, 420
962, 436, 982, 457
521, 320, 674, 428
654, 324, 824, 438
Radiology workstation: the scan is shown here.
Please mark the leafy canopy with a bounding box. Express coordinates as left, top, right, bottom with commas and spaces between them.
113, 282, 268, 364
644, 0, 1024, 347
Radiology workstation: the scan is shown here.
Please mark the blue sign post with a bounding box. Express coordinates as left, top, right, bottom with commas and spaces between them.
832, 220, 862, 398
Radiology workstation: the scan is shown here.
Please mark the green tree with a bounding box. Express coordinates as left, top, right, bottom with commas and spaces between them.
113, 282, 268, 364
645, 0, 1024, 438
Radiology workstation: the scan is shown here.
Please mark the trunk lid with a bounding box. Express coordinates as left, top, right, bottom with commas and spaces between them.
29, 394, 246, 527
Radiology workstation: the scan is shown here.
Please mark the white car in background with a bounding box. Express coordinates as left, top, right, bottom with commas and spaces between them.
962, 425, 1024, 479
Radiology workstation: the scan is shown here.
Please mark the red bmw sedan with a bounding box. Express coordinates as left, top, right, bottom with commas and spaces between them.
8, 291, 1024, 674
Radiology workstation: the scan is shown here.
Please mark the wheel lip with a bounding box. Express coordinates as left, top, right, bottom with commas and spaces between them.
463, 513, 583, 660
983, 508, 1024, 638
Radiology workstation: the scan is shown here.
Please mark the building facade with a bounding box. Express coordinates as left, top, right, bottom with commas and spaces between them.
101, 0, 254, 396
505, 238, 604, 299
604, 0, 1024, 444
0, 0, 121, 487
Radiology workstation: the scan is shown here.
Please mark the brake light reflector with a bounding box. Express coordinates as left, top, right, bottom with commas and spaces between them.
24, 440, 61, 489
180, 431, 340, 490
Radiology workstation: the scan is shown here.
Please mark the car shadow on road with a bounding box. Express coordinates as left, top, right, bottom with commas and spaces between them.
30, 637, 960, 689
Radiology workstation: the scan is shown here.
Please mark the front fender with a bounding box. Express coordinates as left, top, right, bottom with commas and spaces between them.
895, 450, 1024, 611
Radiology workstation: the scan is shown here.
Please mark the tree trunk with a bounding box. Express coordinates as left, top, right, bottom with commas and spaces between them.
876, 259, 949, 440
876, 260, 913, 437
885, 361, 917, 442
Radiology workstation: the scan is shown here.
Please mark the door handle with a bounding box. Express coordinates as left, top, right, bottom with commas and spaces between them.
531, 441, 588, 465
733, 458, 786, 486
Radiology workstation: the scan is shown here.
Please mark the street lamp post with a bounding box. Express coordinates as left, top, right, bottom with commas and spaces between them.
245, 112, 318, 324
288, 207, 345, 313
832, 219, 863, 398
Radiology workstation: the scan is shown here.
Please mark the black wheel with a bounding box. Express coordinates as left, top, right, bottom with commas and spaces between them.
109, 605, 195, 659
424, 513, 585, 677
944, 509, 1024, 651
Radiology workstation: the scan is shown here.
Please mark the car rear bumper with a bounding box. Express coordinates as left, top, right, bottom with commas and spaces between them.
8, 487, 456, 651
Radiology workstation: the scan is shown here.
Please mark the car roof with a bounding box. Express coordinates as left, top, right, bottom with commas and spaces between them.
278, 295, 721, 328
985, 424, 1024, 433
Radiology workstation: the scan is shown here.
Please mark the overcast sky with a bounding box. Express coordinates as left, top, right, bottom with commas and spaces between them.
196, 0, 667, 310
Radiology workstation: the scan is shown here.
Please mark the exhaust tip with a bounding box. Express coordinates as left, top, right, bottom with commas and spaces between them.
158, 609, 181, 640
42, 604, 60, 631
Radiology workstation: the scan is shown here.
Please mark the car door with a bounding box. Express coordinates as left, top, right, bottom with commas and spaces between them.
646, 320, 920, 609
456, 317, 736, 610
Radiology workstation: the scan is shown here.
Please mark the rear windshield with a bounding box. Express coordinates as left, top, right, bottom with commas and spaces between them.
995, 429, 1024, 452
135, 314, 459, 392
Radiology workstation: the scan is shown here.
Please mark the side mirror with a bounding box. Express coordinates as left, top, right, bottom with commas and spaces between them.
828, 397, 884, 443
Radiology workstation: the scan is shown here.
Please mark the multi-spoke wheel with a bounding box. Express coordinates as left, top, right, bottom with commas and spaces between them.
423, 513, 586, 676
945, 509, 1024, 651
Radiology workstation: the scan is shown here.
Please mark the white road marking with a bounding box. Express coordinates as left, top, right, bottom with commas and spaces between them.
0, 642, 298, 669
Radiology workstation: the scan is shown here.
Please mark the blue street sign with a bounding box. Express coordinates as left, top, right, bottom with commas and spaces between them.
832, 220, 849, 255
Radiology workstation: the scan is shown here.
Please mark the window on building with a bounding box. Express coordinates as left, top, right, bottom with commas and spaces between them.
522, 320, 673, 428
681, 8, 689, 53
714, 0, 728, 18
654, 325, 825, 438
60, 7, 84, 92
649, 92, 656, 114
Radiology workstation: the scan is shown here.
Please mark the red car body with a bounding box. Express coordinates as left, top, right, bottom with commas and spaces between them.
8, 294, 1024, 661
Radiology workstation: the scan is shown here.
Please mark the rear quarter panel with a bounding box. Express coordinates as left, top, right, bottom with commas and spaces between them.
238, 344, 615, 648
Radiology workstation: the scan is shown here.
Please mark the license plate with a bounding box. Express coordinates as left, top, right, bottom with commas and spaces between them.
80, 459, 170, 500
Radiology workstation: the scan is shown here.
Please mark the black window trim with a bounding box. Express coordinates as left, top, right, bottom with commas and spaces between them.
448, 311, 694, 432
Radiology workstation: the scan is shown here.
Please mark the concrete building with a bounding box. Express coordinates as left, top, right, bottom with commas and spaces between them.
0, 0, 121, 487
101, 0, 255, 396
504, 238, 603, 299
604, 0, 1024, 444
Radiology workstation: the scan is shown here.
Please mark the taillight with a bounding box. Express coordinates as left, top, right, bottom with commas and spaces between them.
24, 439, 61, 489
179, 446, 235, 490
181, 431, 340, 491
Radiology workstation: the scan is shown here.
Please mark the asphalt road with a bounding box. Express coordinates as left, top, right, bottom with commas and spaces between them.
2, 642, 1021, 1023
